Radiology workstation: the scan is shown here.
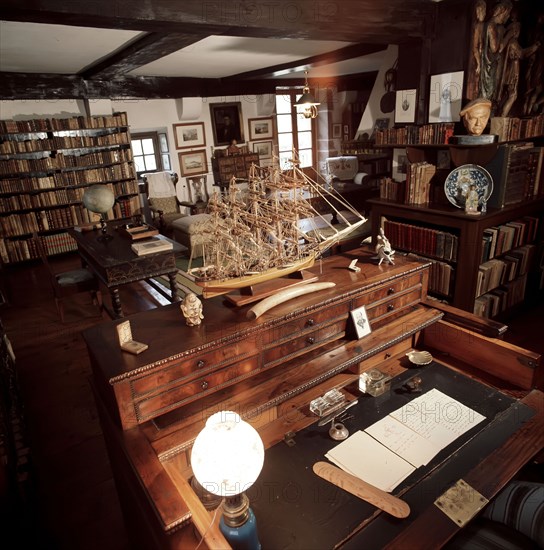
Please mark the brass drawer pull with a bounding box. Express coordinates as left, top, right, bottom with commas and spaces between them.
201, 380, 209, 390
307, 336, 315, 345
196, 360, 206, 369
388, 287, 395, 295
306, 318, 315, 327
387, 304, 395, 312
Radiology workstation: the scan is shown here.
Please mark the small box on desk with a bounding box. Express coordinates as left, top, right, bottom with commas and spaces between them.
118, 223, 159, 240
131, 238, 173, 256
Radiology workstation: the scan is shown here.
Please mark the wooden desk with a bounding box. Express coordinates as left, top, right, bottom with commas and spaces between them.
69, 222, 184, 318
82, 247, 542, 549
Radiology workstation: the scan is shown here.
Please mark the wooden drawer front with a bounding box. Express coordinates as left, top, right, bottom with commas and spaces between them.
134, 356, 259, 421
261, 302, 349, 345
263, 320, 345, 367
130, 342, 254, 397
353, 272, 423, 310
366, 287, 422, 320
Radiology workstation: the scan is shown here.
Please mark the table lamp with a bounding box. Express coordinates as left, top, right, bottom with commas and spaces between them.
191, 411, 264, 550
82, 184, 116, 241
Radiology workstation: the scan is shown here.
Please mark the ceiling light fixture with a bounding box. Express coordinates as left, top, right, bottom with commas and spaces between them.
294, 70, 320, 119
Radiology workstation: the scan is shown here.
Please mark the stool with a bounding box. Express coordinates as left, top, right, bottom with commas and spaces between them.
171, 213, 212, 258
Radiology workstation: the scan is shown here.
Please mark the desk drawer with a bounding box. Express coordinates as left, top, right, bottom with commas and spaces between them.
130, 341, 255, 397
366, 287, 422, 320
134, 356, 259, 421
263, 320, 345, 367
261, 302, 349, 345
352, 272, 423, 309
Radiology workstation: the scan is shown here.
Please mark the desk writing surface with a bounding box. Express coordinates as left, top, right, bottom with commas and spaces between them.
249, 362, 533, 550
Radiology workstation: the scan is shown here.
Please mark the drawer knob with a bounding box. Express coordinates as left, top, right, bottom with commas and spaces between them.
196, 360, 206, 369
201, 380, 209, 390
388, 287, 395, 295
307, 336, 315, 345
306, 318, 315, 327
387, 304, 395, 312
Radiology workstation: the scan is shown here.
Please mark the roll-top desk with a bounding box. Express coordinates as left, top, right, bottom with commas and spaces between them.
83, 247, 543, 549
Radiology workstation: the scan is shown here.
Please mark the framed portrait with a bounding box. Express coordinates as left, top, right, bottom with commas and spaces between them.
371, 117, 389, 140
252, 140, 273, 159
392, 148, 408, 182
173, 122, 206, 150
428, 71, 464, 123
350, 305, 371, 339
178, 149, 208, 177
395, 89, 417, 124
210, 102, 244, 146
331, 123, 342, 139
248, 117, 274, 141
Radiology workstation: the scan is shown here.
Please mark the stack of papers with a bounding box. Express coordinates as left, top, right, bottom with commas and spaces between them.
131, 238, 173, 256
325, 389, 486, 492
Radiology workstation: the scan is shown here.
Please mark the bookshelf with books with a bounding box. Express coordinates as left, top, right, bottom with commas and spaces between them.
0, 112, 140, 264
368, 197, 544, 316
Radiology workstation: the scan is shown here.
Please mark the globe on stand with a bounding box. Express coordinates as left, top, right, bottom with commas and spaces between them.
82, 185, 115, 242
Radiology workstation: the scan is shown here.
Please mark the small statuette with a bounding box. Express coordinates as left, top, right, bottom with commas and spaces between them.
181, 292, 204, 326
374, 227, 395, 266
348, 259, 361, 272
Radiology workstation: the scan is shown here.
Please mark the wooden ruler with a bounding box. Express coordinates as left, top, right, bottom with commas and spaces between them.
313, 461, 410, 518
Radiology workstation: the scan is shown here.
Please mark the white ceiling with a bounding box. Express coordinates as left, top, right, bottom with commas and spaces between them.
0, 20, 386, 80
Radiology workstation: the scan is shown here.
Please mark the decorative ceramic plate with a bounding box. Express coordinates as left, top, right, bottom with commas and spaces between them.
444, 164, 493, 209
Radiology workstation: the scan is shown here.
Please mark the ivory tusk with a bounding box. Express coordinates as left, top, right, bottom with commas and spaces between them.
247, 282, 336, 320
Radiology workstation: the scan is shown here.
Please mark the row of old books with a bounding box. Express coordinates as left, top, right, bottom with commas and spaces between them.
0, 231, 78, 264
0, 112, 128, 134
474, 273, 528, 319
379, 162, 436, 204
485, 143, 544, 208
383, 219, 458, 262
407, 253, 454, 297
375, 123, 455, 145
476, 244, 535, 298
489, 114, 544, 143
113, 196, 141, 219
481, 216, 540, 262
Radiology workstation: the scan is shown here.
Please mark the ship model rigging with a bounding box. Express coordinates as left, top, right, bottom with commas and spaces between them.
188, 154, 367, 299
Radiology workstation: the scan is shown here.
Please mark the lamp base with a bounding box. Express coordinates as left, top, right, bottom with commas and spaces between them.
220, 506, 261, 550
97, 216, 113, 242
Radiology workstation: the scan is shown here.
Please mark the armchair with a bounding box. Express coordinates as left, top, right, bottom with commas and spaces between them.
143, 171, 186, 235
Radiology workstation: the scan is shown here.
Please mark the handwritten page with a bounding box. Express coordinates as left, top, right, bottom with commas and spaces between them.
324, 389, 486, 492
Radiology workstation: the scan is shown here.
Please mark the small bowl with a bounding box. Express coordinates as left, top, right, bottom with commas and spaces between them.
406, 350, 433, 366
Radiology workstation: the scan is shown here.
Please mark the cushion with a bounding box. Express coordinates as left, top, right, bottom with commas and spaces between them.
326, 156, 358, 181
57, 269, 95, 286
150, 196, 178, 213
171, 213, 212, 235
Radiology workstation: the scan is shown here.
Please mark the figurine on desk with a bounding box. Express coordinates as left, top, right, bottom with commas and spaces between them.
181, 292, 204, 326
375, 228, 395, 266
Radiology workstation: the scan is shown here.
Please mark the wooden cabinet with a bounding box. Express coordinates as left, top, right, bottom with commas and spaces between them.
211, 152, 259, 188
369, 196, 544, 315
0, 112, 140, 263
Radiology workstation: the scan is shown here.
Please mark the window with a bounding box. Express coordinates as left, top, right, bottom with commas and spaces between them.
131, 132, 163, 178
275, 91, 315, 170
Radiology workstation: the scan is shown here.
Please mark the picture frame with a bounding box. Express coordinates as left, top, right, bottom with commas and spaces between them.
428, 71, 464, 123
248, 117, 274, 141
392, 148, 408, 182
371, 117, 390, 140
395, 89, 417, 124
173, 122, 206, 150
350, 305, 371, 339
332, 123, 342, 139
178, 149, 208, 177
210, 102, 244, 146
252, 140, 273, 159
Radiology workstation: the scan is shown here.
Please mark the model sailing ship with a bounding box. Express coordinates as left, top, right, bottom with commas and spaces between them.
188, 154, 367, 298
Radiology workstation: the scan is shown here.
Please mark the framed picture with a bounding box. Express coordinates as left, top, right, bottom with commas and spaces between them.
252, 140, 273, 159
210, 102, 244, 146
428, 71, 464, 123
343, 124, 349, 135
392, 148, 408, 182
371, 117, 390, 139
395, 89, 417, 123
173, 122, 206, 150
248, 117, 274, 141
332, 123, 342, 139
350, 305, 371, 339
178, 149, 208, 177
436, 149, 451, 170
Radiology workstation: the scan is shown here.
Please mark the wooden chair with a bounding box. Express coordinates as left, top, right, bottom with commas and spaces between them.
33, 234, 102, 323
143, 171, 186, 235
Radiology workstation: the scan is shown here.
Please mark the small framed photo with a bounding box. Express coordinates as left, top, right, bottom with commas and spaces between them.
248, 117, 274, 141
428, 71, 464, 123
350, 305, 371, 339
343, 124, 349, 135
395, 89, 417, 124
332, 123, 342, 139
252, 140, 273, 159
173, 122, 206, 150
178, 149, 208, 177
436, 149, 451, 170
392, 148, 408, 182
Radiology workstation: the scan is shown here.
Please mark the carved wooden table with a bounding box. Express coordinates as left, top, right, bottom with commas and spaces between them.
69, 221, 184, 318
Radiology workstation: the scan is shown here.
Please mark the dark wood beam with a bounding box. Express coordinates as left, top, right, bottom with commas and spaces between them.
0, 72, 377, 100
80, 32, 209, 79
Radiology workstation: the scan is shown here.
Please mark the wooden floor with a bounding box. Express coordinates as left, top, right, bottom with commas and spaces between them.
1, 252, 543, 549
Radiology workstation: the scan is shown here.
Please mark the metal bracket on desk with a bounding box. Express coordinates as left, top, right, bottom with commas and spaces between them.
284, 431, 296, 447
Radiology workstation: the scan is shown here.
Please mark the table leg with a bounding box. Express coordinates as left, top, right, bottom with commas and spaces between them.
168, 272, 180, 302
110, 287, 124, 318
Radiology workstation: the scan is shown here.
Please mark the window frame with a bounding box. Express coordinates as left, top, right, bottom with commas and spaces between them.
131, 132, 164, 179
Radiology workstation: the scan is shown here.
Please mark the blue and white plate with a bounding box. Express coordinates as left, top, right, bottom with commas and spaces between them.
444, 164, 493, 209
